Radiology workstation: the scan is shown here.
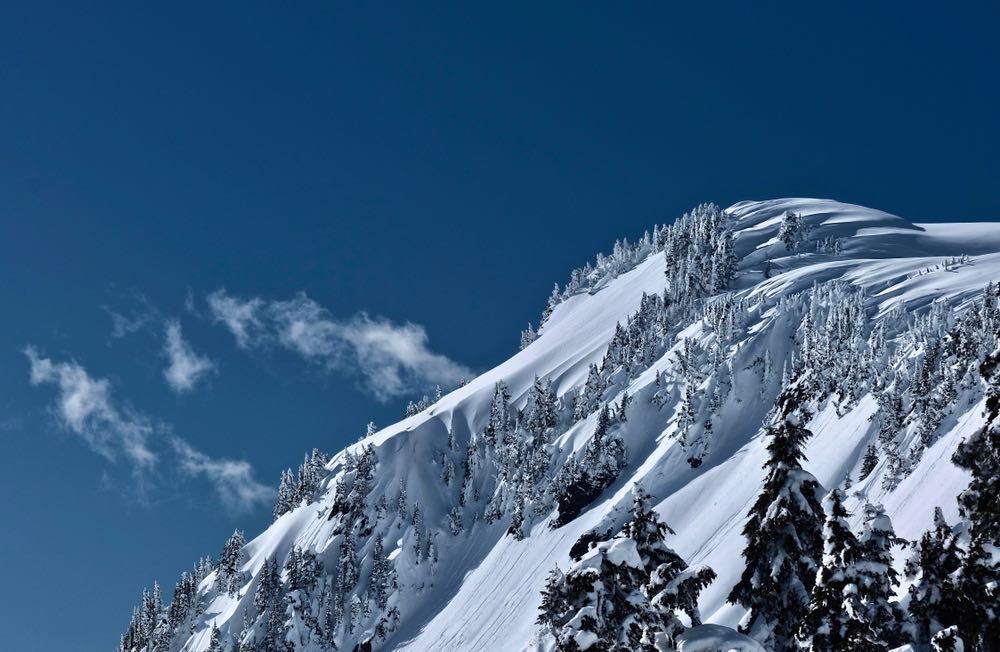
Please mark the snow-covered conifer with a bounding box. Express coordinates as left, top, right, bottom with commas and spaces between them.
728, 382, 824, 651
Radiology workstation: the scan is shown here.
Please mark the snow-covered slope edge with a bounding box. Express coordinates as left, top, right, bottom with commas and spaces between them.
118, 199, 1000, 652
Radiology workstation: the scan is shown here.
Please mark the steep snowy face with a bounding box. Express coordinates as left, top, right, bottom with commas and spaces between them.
117, 199, 1000, 652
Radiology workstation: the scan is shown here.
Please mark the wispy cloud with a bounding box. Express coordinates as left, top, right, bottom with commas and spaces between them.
103, 292, 160, 339
206, 291, 266, 349
163, 321, 216, 393
25, 346, 157, 467
24, 348, 271, 512
171, 438, 274, 512
207, 290, 471, 401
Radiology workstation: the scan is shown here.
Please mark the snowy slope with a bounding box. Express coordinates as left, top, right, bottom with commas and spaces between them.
123, 199, 1000, 652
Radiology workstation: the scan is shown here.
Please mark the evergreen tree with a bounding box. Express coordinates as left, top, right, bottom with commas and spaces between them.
859, 442, 879, 480
841, 504, 906, 650
538, 486, 714, 651
206, 624, 223, 652
950, 348, 1000, 650
370, 534, 391, 610
634, 487, 716, 646
798, 488, 862, 651
253, 557, 288, 652
778, 210, 803, 251
541, 283, 562, 324
728, 382, 824, 652
448, 505, 464, 536
906, 508, 964, 646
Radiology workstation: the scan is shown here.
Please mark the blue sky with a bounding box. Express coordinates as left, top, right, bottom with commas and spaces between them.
1, 2, 998, 650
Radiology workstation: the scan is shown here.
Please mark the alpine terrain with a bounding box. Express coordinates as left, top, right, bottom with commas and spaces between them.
117, 199, 1000, 652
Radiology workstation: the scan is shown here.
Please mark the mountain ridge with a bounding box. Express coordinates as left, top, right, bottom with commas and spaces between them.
118, 198, 1000, 652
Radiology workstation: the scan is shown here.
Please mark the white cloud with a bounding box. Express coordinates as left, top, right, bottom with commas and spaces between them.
340, 314, 471, 401
171, 438, 274, 513
206, 290, 265, 349
25, 346, 156, 467
270, 294, 345, 360
207, 290, 472, 401
25, 347, 271, 513
163, 321, 216, 393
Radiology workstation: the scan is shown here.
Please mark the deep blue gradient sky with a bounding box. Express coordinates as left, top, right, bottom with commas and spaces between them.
1, 3, 999, 650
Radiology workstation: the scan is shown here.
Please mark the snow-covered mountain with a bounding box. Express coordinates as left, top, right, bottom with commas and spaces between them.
119, 199, 1000, 652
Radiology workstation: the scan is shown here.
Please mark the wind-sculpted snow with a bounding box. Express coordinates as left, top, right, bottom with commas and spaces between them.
119, 199, 1000, 652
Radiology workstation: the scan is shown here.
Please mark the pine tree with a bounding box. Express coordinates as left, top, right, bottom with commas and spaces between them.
484, 381, 512, 447
370, 534, 390, 610
950, 347, 1000, 650
541, 283, 561, 324
253, 557, 287, 652
906, 508, 964, 646
859, 442, 879, 480
728, 382, 824, 652
798, 488, 862, 650
538, 486, 714, 651
778, 210, 803, 251
634, 487, 716, 646
396, 477, 409, 522
525, 376, 558, 441
448, 505, 463, 536
841, 504, 906, 650
206, 623, 223, 652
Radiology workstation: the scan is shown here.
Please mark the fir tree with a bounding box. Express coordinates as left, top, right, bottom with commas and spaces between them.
370, 534, 391, 610
206, 624, 223, 652
778, 210, 803, 251
634, 487, 716, 646
859, 442, 879, 480
950, 347, 1000, 650
541, 283, 561, 324
538, 486, 714, 651
728, 382, 824, 652
906, 508, 964, 646
798, 488, 862, 651
841, 504, 906, 650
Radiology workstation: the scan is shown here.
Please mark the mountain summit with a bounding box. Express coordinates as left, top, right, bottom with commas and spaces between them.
119, 199, 1000, 652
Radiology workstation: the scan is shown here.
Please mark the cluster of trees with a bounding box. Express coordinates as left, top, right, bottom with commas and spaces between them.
728, 379, 1000, 651
273, 448, 330, 521
459, 378, 565, 538
119, 556, 215, 652
542, 229, 664, 325
871, 284, 1000, 490
537, 365, 997, 652
551, 405, 627, 527
403, 386, 443, 418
